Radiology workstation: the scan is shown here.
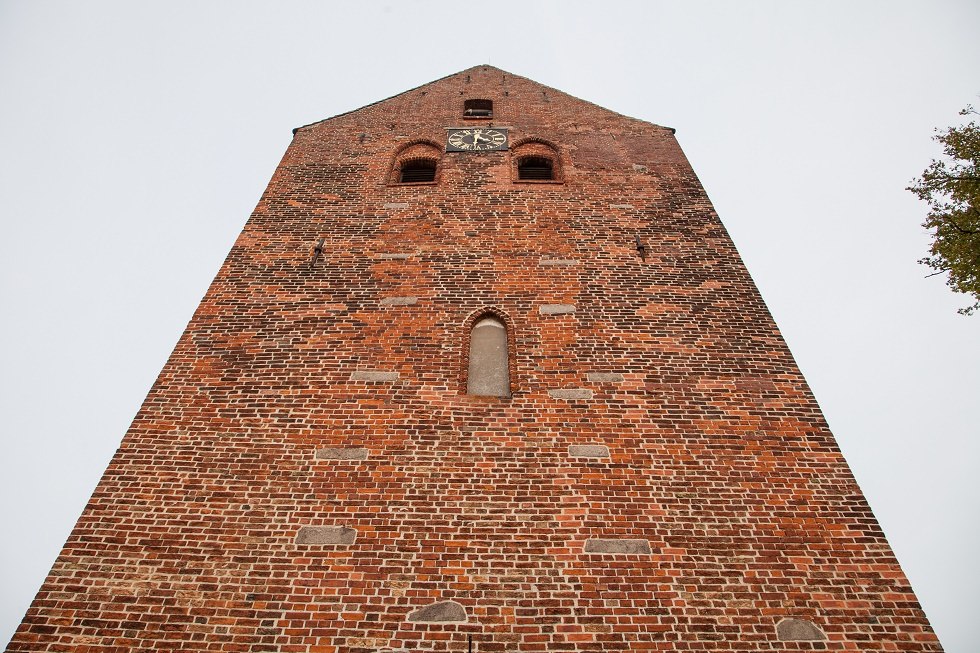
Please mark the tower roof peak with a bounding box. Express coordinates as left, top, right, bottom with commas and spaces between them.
293, 64, 670, 134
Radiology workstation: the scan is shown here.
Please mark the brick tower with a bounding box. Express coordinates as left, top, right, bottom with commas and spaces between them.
8, 66, 941, 652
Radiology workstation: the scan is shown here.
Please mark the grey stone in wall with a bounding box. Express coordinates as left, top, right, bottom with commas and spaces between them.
295, 526, 357, 545
405, 600, 467, 623
776, 618, 826, 641
377, 253, 412, 260
549, 389, 593, 400
350, 371, 400, 382
568, 444, 610, 458
383, 202, 409, 210
380, 296, 418, 306
587, 372, 624, 383
539, 304, 576, 314
584, 538, 651, 554
315, 448, 369, 460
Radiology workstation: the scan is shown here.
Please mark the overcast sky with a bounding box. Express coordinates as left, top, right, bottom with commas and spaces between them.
1, 1, 977, 650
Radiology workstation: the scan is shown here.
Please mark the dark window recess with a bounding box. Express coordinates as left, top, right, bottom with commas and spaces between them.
400, 159, 437, 183
518, 156, 554, 180
464, 99, 493, 118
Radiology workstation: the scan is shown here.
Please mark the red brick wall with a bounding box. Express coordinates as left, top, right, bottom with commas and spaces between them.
8, 65, 941, 652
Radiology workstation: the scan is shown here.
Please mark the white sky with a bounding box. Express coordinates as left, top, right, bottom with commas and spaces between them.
1, 1, 977, 650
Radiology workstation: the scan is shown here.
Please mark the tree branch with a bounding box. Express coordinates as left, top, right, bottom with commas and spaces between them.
931, 174, 980, 183
944, 207, 980, 234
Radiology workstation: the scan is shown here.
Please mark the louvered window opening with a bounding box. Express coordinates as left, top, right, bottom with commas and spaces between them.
464, 99, 493, 118
400, 160, 437, 183
518, 157, 554, 181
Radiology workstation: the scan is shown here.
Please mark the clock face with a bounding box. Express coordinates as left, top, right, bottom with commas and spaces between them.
447, 128, 508, 152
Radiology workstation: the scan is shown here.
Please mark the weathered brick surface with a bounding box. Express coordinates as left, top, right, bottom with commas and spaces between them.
8, 66, 941, 652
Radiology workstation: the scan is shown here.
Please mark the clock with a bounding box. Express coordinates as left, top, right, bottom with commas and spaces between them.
447, 128, 508, 152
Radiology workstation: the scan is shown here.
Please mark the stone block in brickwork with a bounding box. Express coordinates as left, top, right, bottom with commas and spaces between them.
539, 304, 575, 314
315, 447, 369, 460
345, 639, 390, 649
549, 389, 593, 400
377, 253, 412, 260
776, 619, 826, 641
380, 296, 418, 306
383, 202, 408, 209
568, 444, 609, 458
406, 600, 467, 623
295, 526, 357, 545
587, 372, 624, 383
350, 371, 399, 382
609, 203, 634, 209
584, 538, 651, 554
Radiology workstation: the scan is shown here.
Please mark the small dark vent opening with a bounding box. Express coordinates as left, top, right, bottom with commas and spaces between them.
464, 99, 493, 118
400, 159, 437, 183
518, 156, 554, 181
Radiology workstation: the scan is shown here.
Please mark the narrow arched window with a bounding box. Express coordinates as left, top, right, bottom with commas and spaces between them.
467, 316, 510, 397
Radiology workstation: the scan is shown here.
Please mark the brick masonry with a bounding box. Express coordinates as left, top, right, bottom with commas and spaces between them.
6, 65, 942, 651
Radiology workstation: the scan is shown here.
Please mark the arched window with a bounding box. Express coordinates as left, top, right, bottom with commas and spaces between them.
517, 156, 554, 180
467, 316, 510, 397
389, 141, 442, 185
511, 139, 563, 183
399, 158, 437, 183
